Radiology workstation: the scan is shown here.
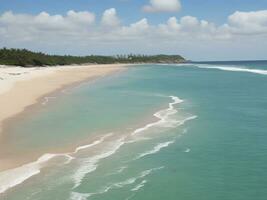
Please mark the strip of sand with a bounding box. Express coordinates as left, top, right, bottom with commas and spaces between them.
0, 64, 127, 138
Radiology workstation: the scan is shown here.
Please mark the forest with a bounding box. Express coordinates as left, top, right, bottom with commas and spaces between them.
0, 48, 186, 67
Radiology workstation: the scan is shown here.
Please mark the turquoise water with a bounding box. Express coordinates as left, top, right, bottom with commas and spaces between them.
1, 61, 267, 200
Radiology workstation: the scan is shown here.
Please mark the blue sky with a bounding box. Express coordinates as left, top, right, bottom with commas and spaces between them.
0, 0, 267, 60
1, 0, 266, 24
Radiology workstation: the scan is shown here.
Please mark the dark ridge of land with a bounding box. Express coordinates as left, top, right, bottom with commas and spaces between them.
0, 48, 186, 67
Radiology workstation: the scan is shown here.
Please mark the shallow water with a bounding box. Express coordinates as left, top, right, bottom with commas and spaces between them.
1, 62, 267, 200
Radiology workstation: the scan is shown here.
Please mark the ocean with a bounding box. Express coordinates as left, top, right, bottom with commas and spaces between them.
1, 61, 267, 200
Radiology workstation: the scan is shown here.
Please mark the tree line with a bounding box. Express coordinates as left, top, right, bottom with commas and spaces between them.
0, 48, 185, 67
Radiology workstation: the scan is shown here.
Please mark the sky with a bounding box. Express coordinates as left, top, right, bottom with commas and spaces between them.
0, 0, 267, 61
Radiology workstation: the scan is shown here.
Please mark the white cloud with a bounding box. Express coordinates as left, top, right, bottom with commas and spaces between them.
143, 0, 181, 13
0, 9, 267, 60
1, 9, 267, 41
227, 10, 267, 34
121, 18, 149, 35
101, 8, 120, 26
67, 10, 95, 25
0, 10, 95, 33
159, 16, 226, 39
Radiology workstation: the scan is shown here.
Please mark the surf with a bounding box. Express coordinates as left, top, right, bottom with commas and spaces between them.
72, 136, 126, 188
0, 95, 196, 195
71, 167, 164, 199
0, 153, 71, 194
0, 133, 113, 195
134, 140, 175, 160
132, 96, 187, 136
173, 63, 267, 75
195, 64, 267, 75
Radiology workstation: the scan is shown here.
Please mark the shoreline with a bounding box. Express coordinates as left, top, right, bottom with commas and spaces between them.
0, 64, 128, 171
0, 90, 192, 195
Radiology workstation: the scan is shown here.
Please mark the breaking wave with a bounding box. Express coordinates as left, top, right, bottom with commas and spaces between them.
0, 96, 197, 196
174, 63, 267, 75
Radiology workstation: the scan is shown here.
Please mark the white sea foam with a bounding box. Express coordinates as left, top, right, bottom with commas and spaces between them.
132, 96, 184, 136
113, 167, 163, 188
115, 166, 128, 174
173, 63, 267, 75
72, 137, 126, 188
184, 148, 191, 153
178, 115, 198, 126
79, 167, 164, 198
0, 133, 112, 195
106, 166, 128, 176
0, 96, 197, 195
70, 191, 91, 200
68, 95, 196, 191
72, 133, 113, 154
131, 180, 147, 191
0, 153, 71, 194
135, 141, 175, 160
196, 64, 267, 75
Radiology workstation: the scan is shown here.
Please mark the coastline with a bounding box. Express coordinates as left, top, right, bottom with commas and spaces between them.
0, 64, 128, 170
0, 64, 127, 134
0, 79, 194, 195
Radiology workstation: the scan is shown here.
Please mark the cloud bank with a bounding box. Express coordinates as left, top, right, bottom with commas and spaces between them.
0, 9, 266, 60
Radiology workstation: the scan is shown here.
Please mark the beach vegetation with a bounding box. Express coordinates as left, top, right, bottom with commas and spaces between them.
0, 48, 185, 67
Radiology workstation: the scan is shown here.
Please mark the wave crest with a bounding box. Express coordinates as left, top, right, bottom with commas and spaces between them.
173, 63, 267, 75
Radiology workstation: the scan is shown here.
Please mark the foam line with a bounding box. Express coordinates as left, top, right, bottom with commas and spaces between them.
106, 166, 128, 176
70, 192, 90, 200
131, 180, 147, 191
132, 96, 184, 136
72, 133, 113, 154
174, 63, 267, 75
76, 167, 164, 198
0, 95, 197, 195
0, 154, 71, 194
135, 141, 175, 160
0, 133, 113, 194
72, 137, 125, 188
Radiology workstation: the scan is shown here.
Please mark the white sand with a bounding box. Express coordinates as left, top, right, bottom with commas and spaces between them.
0, 66, 55, 95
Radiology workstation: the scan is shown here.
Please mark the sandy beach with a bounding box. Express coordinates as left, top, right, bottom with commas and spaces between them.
0, 64, 126, 139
